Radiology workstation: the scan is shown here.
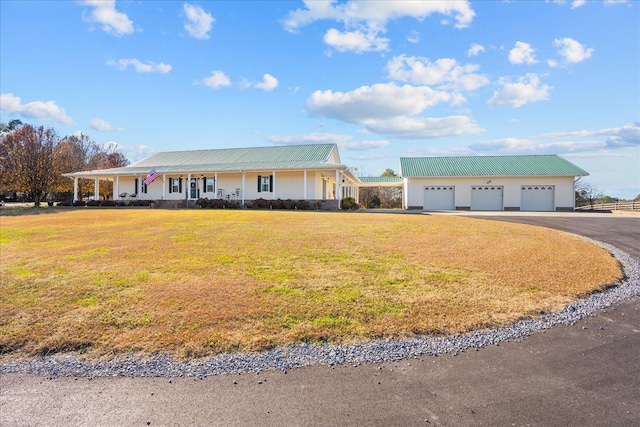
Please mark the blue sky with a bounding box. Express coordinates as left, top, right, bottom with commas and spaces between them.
1, 0, 638, 198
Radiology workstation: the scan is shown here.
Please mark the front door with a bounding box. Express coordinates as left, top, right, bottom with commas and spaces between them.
190, 178, 200, 199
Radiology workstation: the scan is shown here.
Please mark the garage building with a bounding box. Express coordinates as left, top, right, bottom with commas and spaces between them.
399, 155, 589, 211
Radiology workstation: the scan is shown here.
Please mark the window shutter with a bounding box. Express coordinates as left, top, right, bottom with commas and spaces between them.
257, 175, 262, 193
134, 178, 138, 194
269, 175, 273, 192
178, 178, 182, 193
202, 177, 206, 193
168, 178, 172, 193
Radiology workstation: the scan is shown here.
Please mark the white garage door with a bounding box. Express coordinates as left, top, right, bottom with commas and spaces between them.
423, 186, 455, 210
471, 186, 503, 211
521, 185, 555, 211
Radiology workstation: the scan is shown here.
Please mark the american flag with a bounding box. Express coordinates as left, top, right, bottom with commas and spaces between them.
144, 169, 160, 185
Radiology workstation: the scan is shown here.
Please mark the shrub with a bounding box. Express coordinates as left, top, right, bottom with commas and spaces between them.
72, 200, 86, 207
296, 200, 311, 210
251, 198, 270, 209
341, 197, 358, 210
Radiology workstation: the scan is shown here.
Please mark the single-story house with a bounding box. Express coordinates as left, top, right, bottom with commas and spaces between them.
399, 154, 589, 211
64, 144, 589, 212
63, 144, 360, 208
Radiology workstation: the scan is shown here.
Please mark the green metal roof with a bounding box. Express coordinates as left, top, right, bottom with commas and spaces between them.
359, 176, 403, 183
399, 155, 589, 178
64, 144, 357, 178
130, 144, 338, 168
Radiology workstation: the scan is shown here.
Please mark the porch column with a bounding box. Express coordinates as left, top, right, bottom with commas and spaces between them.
94, 177, 99, 200
241, 172, 246, 206
272, 171, 276, 200
187, 173, 191, 200
162, 175, 166, 200
73, 177, 78, 202
303, 170, 307, 199
115, 176, 120, 199
335, 170, 341, 208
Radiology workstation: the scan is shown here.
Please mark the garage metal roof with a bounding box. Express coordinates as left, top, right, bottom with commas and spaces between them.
399, 155, 589, 178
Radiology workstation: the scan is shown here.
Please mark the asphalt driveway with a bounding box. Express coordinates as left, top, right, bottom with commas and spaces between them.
1, 212, 638, 426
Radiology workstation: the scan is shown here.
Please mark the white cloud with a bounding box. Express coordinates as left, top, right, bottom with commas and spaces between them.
407, 30, 420, 44
324, 28, 389, 52
487, 74, 551, 108
542, 122, 639, 147
79, 0, 134, 36
364, 115, 484, 139
283, 1, 475, 52
553, 0, 629, 7
107, 58, 172, 73
307, 82, 484, 139
469, 122, 639, 156
0, 93, 73, 125
254, 74, 279, 91
90, 118, 123, 131
201, 70, 231, 88
553, 37, 594, 63
342, 139, 389, 150
308, 83, 453, 123
467, 43, 485, 57
386, 55, 489, 92
183, 3, 215, 40
266, 132, 388, 151
508, 41, 538, 65
547, 59, 558, 68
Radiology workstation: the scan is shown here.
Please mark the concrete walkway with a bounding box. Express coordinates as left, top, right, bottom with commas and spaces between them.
1, 213, 639, 426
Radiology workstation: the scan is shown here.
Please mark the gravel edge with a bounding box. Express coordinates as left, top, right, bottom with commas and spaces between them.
2, 237, 638, 378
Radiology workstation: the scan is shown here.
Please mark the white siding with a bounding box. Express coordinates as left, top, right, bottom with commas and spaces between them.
405, 176, 576, 211
423, 186, 455, 210
521, 185, 555, 211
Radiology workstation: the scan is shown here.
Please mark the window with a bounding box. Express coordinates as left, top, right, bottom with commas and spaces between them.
257, 175, 272, 193
206, 177, 215, 193
134, 178, 147, 194
169, 178, 182, 193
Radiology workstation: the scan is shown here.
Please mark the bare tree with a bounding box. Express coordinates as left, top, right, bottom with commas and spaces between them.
575, 181, 603, 207
1, 125, 59, 206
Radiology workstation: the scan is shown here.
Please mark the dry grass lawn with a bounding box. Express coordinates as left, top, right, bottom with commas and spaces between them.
0, 209, 623, 359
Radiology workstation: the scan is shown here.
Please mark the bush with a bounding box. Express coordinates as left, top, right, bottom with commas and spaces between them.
367, 195, 381, 209
130, 200, 152, 207
341, 197, 358, 210
250, 198, 270, 209
72, 200, 86, 207
296, 200, 311, 210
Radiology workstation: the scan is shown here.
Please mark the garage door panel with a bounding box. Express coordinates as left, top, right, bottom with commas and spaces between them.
521, 185, 554, 211
471, 186, 503, 211
424, 186, 454, 210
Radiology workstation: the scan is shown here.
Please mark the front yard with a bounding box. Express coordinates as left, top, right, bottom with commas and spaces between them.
0, 209, 622, 358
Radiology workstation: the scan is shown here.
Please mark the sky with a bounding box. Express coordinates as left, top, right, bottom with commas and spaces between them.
1, 0, 639, 199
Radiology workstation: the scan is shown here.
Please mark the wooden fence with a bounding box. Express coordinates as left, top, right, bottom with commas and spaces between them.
575, 201, 640, 211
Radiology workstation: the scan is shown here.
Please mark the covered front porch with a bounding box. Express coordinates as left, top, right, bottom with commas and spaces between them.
67, 167, 361, 209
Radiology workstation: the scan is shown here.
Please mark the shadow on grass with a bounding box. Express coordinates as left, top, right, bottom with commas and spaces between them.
0, 204, 78, 217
